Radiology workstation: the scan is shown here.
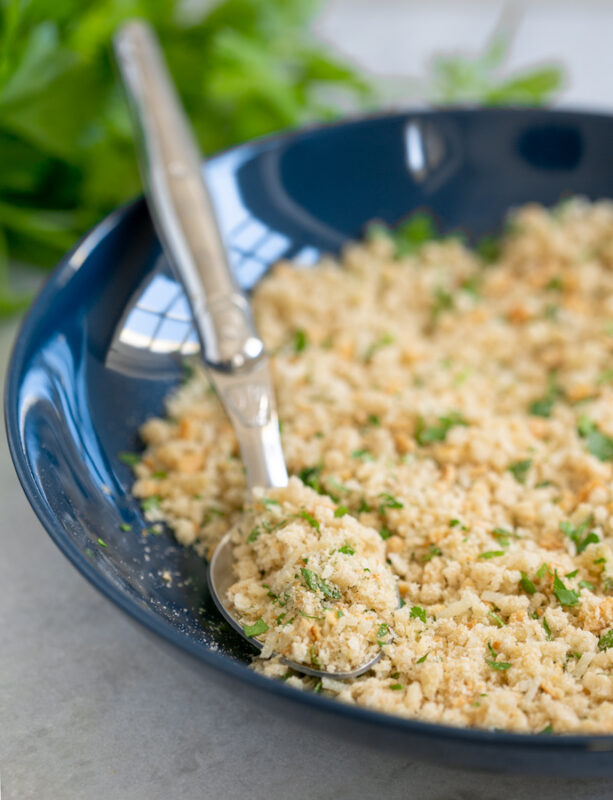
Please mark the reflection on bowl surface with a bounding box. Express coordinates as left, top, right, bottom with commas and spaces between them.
7, 109, 613, 775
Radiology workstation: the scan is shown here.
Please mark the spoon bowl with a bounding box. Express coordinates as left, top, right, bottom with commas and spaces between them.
208, 527, 384, 679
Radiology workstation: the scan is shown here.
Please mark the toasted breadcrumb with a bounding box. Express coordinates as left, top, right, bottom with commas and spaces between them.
132, 200, 613, 733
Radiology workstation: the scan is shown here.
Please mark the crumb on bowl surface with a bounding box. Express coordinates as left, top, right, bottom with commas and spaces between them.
131, 199, 613, 733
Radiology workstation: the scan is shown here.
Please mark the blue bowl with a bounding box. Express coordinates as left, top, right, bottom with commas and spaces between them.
6, 108, 613, 775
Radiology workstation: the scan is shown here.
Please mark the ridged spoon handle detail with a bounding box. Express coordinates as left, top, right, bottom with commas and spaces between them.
113, 20, 287, 489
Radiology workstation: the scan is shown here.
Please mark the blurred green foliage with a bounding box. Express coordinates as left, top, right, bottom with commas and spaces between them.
0, 0, 373, 311
0, 0, 563, 315
430, 26, 563, 105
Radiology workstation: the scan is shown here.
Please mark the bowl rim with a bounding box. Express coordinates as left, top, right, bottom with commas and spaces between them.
6, 105, 613, 751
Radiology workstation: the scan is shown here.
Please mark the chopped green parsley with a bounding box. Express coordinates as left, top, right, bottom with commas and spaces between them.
378, 492, 404, 514
520, 572, 536, 595
300, 510, 320, 531
119, 451, 140, 466
598, 630, 613, 650
578, 415, 613, 461
422, 544, 443, 562
486, 641, 511, 671
293, 329, 308, 353
415, 411, 467, 446
508, 459, 532, 484
300, 567, 341, 600
243, 618, 269, 637
560, 517, 599, 553
141, 495, 161, 512
552, 570, 580, 607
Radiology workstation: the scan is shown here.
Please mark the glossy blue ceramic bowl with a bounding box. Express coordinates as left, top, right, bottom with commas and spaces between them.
7, 108, 613, 775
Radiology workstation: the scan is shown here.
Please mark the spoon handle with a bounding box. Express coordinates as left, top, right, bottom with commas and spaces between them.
114, 20, 288, 489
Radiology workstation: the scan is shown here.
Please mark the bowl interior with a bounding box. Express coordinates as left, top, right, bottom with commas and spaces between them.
8, 107, 613, 763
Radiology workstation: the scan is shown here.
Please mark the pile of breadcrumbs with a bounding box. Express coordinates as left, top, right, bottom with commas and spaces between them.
132, 199, 613, 733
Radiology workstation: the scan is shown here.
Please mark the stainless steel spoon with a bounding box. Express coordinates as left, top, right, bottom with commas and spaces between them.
113, 20, 382, 680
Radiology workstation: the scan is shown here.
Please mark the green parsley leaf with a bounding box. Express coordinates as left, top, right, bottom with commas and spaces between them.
597, 368, 613, 385
486, 641, 511, 670
247, 526, 262, 543
553, 570, 580, 607
488, 611, 505, 628
520, 571, 536, 594
476, 234, 501, 263
293, 329, 308, 353
431, 286, 454, 322
334, 505, 349, 518
560, 518, 599, 553
298, 465, 323, 493
578, 580, 595, 591
392, 212, 438, 256
415, 411, 467, 446
300, 567, 341, 600
479, 550, 505, 559
529, 371, 563, 418
390, 683, 403, 691
97, 538, 107, 547
337, 542, 355, 555
300, 510, 320, 531
529, 397, 554, 418
119, 452, 140, 467
243, 618, 268, 637
377, 622, 390, 645
449, 519, 461, 527
410, 606, 427, 623
309, 645, 322, 668
120, 523, 132, 532
141, 495, 161, 512
357, 498, 372, 513
352, 448, 374, 462
379, 526, 393, 541
487, 660, 512, 672
299, 610, 324, 621
542, 616, 553, 640
578, 415, 613, 461
262, 497, 281, 509
491, 527, 518, 547
378, 492, 404, 514
598, 630, 613, 650
422, 544, 443, 562
416, 652, 429, 664
508, 459, 532, 484
364, 332, 394, 362
546, 276, 563, 291
460, 274, 481, 298
539, 724, 554, 735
